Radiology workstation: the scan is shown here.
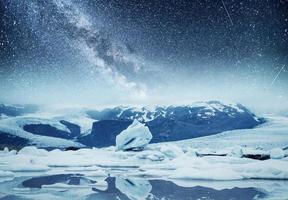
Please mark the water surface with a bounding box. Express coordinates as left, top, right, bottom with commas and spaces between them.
0, 174, 271, 200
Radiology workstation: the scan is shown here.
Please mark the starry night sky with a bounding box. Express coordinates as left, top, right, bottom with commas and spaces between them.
0, 0, 288, 111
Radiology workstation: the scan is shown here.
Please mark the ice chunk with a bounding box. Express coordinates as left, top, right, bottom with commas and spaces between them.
116, 120, 152, 151
3, 147, 9, 154
85, 170, 107, 177
185, 147, 198, 157
170, 167, 243, 180
0, 147, 17, 156
18, 146, 48, 156
159, 144, 184, 160
270, 148, 285, 159
0, 170, 14, 183
136, 150, 166, 162
0, 170, 14, 177
235, 159, 288, 180
227, 146, 243, 158
0, 164, 50, 172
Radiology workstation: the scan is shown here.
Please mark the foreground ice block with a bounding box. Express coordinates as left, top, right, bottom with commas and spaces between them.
116, 120, 152, 151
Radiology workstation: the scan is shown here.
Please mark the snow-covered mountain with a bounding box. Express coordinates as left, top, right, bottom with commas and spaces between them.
0, 101, 264, 149
82, 101, 264, 147
0, 104, 38, 117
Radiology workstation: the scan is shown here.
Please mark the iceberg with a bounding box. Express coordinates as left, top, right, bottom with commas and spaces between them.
18, 146, 48, 156
116, 120, 152, 151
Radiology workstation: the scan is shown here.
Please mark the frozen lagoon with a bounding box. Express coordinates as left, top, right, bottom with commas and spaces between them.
0, 145, 288, 200
0, 115, 288, 199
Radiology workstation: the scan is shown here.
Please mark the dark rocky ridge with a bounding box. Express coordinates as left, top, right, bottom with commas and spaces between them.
0, 131, 29, 150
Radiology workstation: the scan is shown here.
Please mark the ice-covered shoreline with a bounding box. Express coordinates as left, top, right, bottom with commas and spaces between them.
0, 144, 288, 199
1, 144, 287, 180
1, 115, 288, 199
1, 115, 288, 181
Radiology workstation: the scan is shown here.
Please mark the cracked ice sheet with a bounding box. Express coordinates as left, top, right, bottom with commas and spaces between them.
0, 147, 288, 200
0, 145, 288, 181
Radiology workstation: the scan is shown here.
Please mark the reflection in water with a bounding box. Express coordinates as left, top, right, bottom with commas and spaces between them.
22, 174, 96, 188
149, 180, 266, 200
1, 174, 267, 200
0, 195, 31, 200
116, 177, 152, 199
87, 177, 152, 200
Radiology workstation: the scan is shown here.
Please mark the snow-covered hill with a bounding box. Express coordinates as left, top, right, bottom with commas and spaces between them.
171, 115, 288, 151
0, 116, 84, 149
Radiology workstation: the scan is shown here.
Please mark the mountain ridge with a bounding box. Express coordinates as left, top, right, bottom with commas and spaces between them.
0, 101, 264, 149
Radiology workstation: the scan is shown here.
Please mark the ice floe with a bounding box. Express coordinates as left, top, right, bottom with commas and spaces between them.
0, 143, 287, 181
170, 167, 243, 180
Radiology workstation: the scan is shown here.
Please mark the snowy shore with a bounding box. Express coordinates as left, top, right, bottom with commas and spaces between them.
0, 115, 288, 199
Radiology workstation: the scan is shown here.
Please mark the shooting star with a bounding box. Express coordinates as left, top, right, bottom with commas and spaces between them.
221, 0, 233, 26
270, 64, 286, 86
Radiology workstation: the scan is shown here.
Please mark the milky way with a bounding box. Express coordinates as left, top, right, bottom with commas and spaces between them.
0, 0, 288, 111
